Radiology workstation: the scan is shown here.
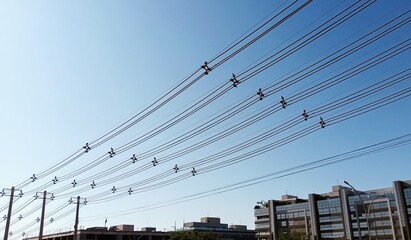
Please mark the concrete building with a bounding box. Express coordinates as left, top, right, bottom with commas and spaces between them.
23, 225, 169, 240
24, 217, 255, 240
184, 217, 228, 230
182, 217, 256, 240
254, 180, 411, 240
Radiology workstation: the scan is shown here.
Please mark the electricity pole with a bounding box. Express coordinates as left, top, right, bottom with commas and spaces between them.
3, 186, 15, 240
2, 187, 22, 240
37, 191, 55, 240
70, 196, 87, 240
74, 196, 80, 240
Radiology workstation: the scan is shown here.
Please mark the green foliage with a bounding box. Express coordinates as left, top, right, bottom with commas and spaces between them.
170, 231, 217, 240
277, 231, 307, 240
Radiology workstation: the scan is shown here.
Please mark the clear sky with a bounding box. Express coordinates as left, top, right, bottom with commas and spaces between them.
1, 0, 411, 238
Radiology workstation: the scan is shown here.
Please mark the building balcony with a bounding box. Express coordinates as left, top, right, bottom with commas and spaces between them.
255, 223, 270, 230
256, 231, 271, 236
254, 218, 269, 224
254, 208, 269, 216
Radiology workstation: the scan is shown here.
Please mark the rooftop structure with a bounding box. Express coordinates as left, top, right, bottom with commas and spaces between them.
23, 225, 169, 240
182, 217, 255, 240
24, 217, 255, 240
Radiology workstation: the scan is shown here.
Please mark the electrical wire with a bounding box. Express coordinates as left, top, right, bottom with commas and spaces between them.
85, 70, 411, 203
50, 38, 411, 199
10, 0, 313, 194
29, 0, 382, 197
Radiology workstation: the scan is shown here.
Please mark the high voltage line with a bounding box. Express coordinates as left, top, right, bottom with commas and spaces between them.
17, 0, 380, 197
4, 0, 410, 218
2, 0, 317, 235
29, 132, 411, 236
36, 38, 411, 199
8, 130, 411, 237
83, 72, 411, 203
31, 63, 406, 202
13, 0, 313, 191
83, 133, 411, 216
11, 205, 82, 240
2, 1, 410, 237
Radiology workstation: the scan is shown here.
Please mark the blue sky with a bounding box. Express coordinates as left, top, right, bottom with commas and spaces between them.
1, 0, 411, 237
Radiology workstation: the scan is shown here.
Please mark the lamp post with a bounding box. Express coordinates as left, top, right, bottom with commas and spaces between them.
344, 181, 371, 240
367, 194, 386, 220
344, 181, 388, 240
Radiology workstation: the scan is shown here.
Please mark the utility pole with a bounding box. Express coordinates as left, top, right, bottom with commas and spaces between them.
39, 191, 47, 240
2, 186, 20, 240
74, 196, 80, 240
0, 187, 23, 240
37, 191, 55, 240
70, 196, 87, 240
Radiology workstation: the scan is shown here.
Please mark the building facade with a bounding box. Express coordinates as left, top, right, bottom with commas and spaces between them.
254, 180, 411, 240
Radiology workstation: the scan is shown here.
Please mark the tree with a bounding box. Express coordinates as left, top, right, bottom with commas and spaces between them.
170, 231, 217, 240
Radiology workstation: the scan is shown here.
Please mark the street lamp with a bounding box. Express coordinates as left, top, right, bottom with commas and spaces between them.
343, 181, 371, 240
343, 181, 388, 240
367, 194, 386, 221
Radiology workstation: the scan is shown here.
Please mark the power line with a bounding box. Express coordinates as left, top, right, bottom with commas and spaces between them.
84, 69, 411, 203
49, 38, 410, 199
81, 133, 410, 213
13, 0, 313, 192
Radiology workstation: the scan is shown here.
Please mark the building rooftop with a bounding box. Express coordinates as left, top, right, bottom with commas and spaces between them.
184, 217, 252, 232
267, 180, 411, 204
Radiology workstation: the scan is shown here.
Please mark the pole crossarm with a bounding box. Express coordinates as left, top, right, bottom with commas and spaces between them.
35, 191, 55, 201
